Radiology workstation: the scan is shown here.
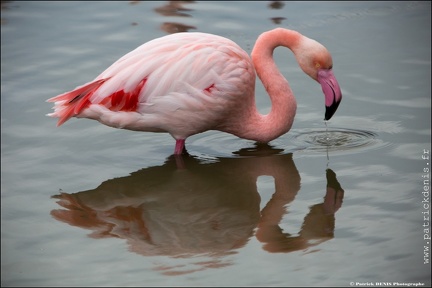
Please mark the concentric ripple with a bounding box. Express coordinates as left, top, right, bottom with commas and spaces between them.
287, 127, 387, 155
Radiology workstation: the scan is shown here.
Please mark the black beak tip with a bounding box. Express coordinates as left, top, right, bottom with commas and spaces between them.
324, 100, 341, 121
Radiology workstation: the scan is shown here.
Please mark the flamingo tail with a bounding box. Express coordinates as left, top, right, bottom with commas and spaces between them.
46, 78, 109, 126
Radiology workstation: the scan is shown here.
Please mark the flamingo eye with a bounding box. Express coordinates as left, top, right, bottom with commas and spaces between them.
315, 62, 321, 68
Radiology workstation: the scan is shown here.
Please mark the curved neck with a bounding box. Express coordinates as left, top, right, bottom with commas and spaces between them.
230, 28, 301, 143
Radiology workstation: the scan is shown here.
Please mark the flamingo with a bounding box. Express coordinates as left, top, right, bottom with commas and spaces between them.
46, 28, 342, 155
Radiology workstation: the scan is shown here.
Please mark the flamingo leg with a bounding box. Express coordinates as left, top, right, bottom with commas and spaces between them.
174, 139, 186, 155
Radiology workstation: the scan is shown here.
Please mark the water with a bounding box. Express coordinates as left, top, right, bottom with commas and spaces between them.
1, 1, 431, 286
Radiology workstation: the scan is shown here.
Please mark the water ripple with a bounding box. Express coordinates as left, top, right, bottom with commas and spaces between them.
287, 127, 389, 156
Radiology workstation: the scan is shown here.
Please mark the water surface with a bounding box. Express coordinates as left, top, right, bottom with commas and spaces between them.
1, 1, 431, 287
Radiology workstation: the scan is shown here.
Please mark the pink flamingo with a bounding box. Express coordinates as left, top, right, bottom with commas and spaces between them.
47, 28, 342, 155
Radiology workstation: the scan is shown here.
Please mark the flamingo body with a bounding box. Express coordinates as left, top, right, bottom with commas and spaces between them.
47, 28, 342, 155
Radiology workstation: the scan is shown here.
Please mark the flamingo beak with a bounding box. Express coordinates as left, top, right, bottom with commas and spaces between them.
317, 69, 342, 120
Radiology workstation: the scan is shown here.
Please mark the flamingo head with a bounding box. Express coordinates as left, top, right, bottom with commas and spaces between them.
295, 38, 342, 121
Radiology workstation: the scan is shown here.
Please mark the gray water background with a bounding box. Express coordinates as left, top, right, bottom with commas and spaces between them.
1, 1, 431, 287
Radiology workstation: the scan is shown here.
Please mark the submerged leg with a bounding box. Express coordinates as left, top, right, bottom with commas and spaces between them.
174, 139, 186, 155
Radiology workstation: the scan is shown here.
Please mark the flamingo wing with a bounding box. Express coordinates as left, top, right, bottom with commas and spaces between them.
47, 32, 255, 138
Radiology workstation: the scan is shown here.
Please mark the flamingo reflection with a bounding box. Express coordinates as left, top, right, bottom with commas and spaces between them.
51, 144, 344, 275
